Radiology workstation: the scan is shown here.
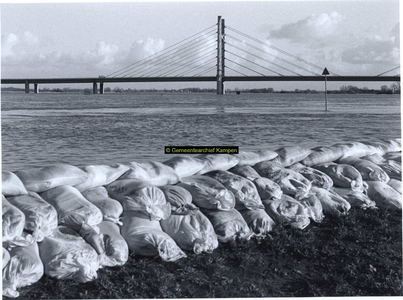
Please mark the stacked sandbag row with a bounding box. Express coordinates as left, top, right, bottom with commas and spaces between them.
2, 138, 401, 297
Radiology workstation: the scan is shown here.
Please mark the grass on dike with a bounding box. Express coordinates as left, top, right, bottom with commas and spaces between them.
12, 207, 403, 299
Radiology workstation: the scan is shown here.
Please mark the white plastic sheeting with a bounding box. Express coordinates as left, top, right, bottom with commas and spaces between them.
274, 146, 312, 167
14, 164, 88, 193
39, 226, 100, 283
2, 241, 44, 298
365, 181, 402, 210
40, 185, 103, 231
253, 177, 283, 201
290, 163, 333, 190
229, 165, 261, 181
338, 157, 390, 182
239, 209, 275, 236
3, 248, 10, 269
163, 156, 207, 178
97, 221, 129, 266
310, 187, 351, 215
6, 192, 58, 242
195, 154, 239, 175
232, 150, 277, 166
331, 187, 376, 210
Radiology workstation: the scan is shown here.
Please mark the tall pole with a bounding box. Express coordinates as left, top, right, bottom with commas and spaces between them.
217, 16, 225, 94
325, 75, 328, 111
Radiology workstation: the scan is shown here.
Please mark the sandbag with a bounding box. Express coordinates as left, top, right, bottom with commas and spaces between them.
3, 248, 10, 269
97, 221, 129, 266
6, 192, 58, 242
238, 209, 275, 236
120, 161, 180, 186
121, 211, 186, 262
14, 164, 88, 193
232, 150, 277, 166
335, 142, 378, 160
74, 164, 130, 192
40, 185, 103, 231
331, 187, 376, 210
39, 226, 100, 283
195, 154, 240, 175
205, 170, 264, 210
228, 165, 261, 181
310, 186, 351, 215
253, 161, 311, 199
160, 210, 218, 254
364, 139, 401, 155
163, 156, 207, 178
365, 181, 402, 210
2, 241, 44, 298
297, 192, 324, 223
312, 162, 366, 192
301, 146, 345, 166
387, 178, 402, 194
262, 195, 310, 230
338, 156, 390, 182
253, 177, 283, 200
290, 163, 333, 190
81, 186, 123, 225
274, 146, 312, 167
2, 171, 28, 196
178, 176, 235, 211
360, 154, 401, 180
105, 179, 171, 221
159, 185, 198, 215
383, 151, 401, 162
200, 208, 253, 242
2, 196, 33, 248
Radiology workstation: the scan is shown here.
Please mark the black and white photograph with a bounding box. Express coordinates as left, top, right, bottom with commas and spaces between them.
1, 0, 401, 298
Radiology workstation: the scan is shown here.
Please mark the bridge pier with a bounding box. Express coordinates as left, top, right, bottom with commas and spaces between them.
25, 81, 29, 93
34, 83, 39, 94
100, 82, 104, 94
93, 82, 98, 94
216, 16, 225, 95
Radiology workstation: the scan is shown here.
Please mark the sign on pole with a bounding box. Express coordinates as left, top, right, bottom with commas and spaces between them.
322, 68, 330, 111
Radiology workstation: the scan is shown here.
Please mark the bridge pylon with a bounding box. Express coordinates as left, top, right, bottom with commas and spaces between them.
217, 16, 225, 94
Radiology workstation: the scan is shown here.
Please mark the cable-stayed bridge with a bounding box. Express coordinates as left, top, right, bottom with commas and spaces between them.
2, 16, 400, 94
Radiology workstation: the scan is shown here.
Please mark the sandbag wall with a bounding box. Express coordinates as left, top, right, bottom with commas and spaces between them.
2, 138, 402, 297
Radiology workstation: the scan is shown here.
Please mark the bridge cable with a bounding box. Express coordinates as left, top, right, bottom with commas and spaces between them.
192, 65, 217, 77
225, 66, 249, 77
176, 57, 217, 77
376, 66, 400, 77
225, 58, 268, 76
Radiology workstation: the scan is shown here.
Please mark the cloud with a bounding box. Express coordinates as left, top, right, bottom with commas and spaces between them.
268, 12, 345, 43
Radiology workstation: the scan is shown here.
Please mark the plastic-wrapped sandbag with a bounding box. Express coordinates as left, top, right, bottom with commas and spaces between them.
253, 161, 311, 199
79, 222, 125, 267
121, 211, 186, 262
290, 163, 333, 190
365, 181, 402, 210
2, 241, 44, 298
206, 170, 264, 210
39, 226, 100, 283
313, 162, 366, 192
2, 171, 28, 196
178, 176, 235, 211
383, 151, 401, 162
364, 139, 401, 155
361, 154, 401, 180
238, 209, 275, 236
387, 178, 402, 194
3, 248, 10, 269
228, 165, 261, 181
97, 221, 129, 266
2, 196, 33, 248
120, 161, 180, 186
262, 195, 310, 230
6, 192, 58, 242
40, 185, 103, 231
331, 187, 376, 209
310, 186, 351, 215
301, 146, 345, 167
232, 150, 278, 166
159, 185, 198, 215
74, 164, 130, 192
335, 142, 378, 160
163, 156, 207, 178
253, 177, 283, 200
338, 156, 390, 183
14, 164, 88, 193
297, 192, 324, 223
200, 208, 253, 242
160, 210, 218, 254
274, 146, 312, 167
81, 186, 123, 225
195, 154, 240, 175
105, 179, 171, 221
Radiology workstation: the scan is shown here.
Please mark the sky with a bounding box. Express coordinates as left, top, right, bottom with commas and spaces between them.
0, 0, 400, 91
